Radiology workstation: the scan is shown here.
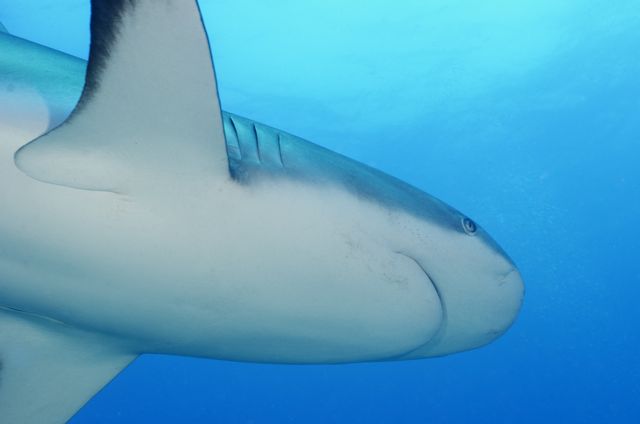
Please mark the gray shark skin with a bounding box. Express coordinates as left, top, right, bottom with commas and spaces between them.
0, 1, 524, 422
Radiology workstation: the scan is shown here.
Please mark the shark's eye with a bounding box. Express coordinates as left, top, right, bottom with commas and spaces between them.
462, 217, 477, 235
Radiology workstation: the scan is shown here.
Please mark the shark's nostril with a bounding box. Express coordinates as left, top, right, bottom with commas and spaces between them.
498, 268, 519, 286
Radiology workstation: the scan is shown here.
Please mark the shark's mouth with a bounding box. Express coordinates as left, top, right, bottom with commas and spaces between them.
394, 252, 448, 357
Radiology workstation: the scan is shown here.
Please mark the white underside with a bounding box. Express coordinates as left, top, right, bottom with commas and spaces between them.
0, 96, 447, 363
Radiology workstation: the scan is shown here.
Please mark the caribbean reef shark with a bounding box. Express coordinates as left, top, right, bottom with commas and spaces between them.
0, 1, 524, 422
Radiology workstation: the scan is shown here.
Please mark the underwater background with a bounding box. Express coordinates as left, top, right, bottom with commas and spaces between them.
1, 0, 638, 422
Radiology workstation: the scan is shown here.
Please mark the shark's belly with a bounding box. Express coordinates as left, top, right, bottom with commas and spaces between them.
0, 155, 443, 363
0, 80, 443, 364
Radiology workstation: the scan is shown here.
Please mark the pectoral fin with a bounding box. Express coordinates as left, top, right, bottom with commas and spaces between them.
15, 0, 229, 192
0, 309, 136, 424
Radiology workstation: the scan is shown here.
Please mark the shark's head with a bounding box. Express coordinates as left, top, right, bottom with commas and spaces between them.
388, 190, 524, 358
222, 117, 525, 359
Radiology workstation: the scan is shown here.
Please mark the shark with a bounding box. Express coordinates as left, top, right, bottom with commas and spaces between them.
0, 0, 524, 422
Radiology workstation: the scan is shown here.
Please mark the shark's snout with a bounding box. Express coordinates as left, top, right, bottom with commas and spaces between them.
391, 221, 525, 359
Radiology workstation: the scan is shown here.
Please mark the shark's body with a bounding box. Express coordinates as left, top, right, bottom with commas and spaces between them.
0, 1, 524, 422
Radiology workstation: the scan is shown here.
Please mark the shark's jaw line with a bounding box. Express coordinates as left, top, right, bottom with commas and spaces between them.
0, 0, 524, 422
395, 251, 447, 319
390, 251, 449, 357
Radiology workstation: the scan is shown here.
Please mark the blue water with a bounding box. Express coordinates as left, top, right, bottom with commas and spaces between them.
2, 0, 639, 422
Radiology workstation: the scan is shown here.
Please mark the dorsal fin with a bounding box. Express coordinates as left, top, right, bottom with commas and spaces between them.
15, 0, 229, 192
